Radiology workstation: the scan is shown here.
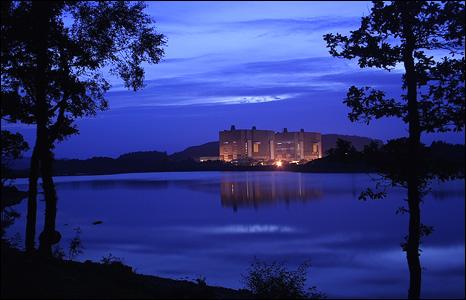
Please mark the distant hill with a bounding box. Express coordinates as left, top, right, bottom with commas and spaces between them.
169, 134, 384, 161
9, 134, 384, 171
9, 157, 31, 170
52, 151, 170, 175
170, 142, 218, 161
322, 134, 383, 154
117, 151, 168, 164
7, 141, 463, 177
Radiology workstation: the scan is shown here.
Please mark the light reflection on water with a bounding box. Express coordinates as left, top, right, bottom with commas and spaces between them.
8, 172, 465, 298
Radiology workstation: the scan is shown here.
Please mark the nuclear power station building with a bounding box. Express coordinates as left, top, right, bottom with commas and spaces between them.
219, 126, 322, 163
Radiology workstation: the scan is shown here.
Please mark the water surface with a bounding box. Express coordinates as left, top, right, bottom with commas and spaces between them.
9, 172, 465, 298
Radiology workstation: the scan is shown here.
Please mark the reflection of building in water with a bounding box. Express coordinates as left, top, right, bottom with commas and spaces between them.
220, 173, 322, 210
219, 126, 322, 163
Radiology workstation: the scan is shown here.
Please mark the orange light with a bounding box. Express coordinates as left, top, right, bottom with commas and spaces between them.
275, 161, 283, 167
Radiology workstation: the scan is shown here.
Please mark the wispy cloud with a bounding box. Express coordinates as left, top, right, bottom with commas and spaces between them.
191, 224, 297, 234
226, 16, 360, 35
105, 56, 402, 108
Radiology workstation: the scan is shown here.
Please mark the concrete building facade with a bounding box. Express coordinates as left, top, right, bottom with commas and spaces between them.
274, 128, 322, 162
219, 126, 322, 163
219, 126, 275, 162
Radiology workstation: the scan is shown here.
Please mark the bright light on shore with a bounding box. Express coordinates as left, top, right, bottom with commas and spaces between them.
275, 161, 283, 167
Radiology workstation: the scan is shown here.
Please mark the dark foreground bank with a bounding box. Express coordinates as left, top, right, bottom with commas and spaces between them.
1, 244, 251, 299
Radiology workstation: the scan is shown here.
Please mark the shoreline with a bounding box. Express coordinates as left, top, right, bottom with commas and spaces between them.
9, 168, 380, 180
1, 243, 252, 299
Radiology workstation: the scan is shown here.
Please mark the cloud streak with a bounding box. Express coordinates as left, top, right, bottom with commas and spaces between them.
105, 56, 402, 108
225, 16, 360, 35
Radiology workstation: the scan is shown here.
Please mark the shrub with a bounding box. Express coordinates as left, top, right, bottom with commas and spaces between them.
52, 244, 66, 260
68, 227, 84, 260
101, 253, 124, 265
242, 258, 325, 299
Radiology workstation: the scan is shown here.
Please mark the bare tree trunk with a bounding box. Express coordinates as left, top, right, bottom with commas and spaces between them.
31, 1, 61, 257
402, 5, 422, 299
25, 143, 39, 254
38, 146, 60, 256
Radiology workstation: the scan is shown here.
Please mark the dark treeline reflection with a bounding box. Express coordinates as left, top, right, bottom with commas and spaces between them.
50, 173, 324, 210
220, 173, 322, 210
53, 179, 220, 194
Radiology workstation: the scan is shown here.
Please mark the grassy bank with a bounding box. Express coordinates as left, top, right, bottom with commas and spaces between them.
1, 243, 251, 299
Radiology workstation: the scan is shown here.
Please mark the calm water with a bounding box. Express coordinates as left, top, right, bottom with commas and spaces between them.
9, 172, 465, 298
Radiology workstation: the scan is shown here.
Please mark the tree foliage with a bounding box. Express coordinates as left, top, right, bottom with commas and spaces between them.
325, 138, 359, 160
324, 1, 464, 136
1, 130, 28, 183
324, 2, 464, 298
1, 130, 28, 164
0, 130, 28, 239
1, 1, 166, 142
1, 1, 166, 255
242, 258, 325, 299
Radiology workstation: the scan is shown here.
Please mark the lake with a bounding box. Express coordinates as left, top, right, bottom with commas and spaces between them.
8, 172, 465, 298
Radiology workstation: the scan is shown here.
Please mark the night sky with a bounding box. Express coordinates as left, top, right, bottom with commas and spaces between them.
6, 1, 465, 158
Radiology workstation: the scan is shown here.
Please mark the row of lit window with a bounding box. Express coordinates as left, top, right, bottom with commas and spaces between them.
223, 141, 318, 153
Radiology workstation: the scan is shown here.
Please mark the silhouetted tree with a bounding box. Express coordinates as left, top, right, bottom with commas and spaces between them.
1, 130, 28, 239
0, 130, 29, 239
1, 130, 29, 185
1, 1, 165, 255
325, 138, 359, 161
324, 1, 464, 298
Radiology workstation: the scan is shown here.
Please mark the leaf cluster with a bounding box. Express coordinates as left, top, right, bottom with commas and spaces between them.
1, 1, 166, 143
324, 1, 465, 133
242, 258, 326, 299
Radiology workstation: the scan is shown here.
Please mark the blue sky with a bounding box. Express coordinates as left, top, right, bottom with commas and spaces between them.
6, 1, 465, 158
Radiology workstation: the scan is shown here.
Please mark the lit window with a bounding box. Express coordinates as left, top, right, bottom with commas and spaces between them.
313, 144, 318, 152
253, 142, 260, 153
